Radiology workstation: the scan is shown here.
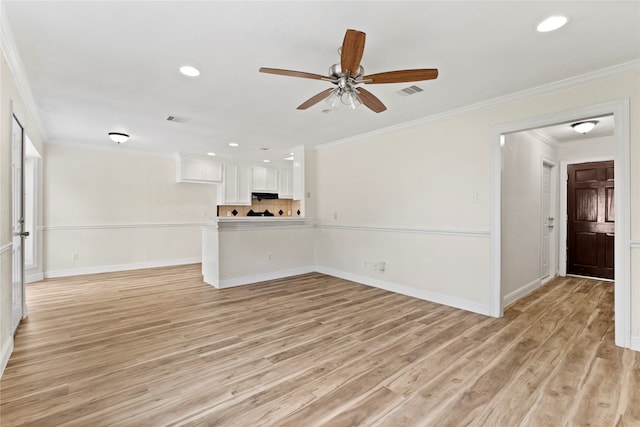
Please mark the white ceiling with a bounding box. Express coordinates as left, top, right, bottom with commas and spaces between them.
3, 1, 639, 166
532, 114, 615, 144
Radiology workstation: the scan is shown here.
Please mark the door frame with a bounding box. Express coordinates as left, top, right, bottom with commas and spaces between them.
559, 156, 614, 277
540, 158, 558, 283
490, 99, 631, 349
11, 110, 26, 332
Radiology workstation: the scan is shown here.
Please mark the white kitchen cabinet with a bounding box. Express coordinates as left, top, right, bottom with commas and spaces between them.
278, 168, 293, 199
218, 164, 251, 205
251, 166, 278, 192
176, 153, 222, 184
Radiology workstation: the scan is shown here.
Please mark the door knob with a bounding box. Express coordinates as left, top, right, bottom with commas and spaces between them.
20, 231, 30, 237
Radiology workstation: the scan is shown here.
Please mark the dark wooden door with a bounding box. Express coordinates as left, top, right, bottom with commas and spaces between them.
567, 161, 614, 279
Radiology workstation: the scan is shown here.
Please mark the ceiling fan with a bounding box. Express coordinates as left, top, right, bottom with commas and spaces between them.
259, 29, 438, 113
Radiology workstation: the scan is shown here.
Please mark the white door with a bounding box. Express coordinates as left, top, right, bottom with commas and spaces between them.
11, 115, 25, 333
540, 163, 552, 280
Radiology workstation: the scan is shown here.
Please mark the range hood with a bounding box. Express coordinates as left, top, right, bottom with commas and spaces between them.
252, 192, 278, 200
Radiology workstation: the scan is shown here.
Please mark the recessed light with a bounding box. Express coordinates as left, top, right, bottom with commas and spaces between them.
284, 156, 294, 161
228, 142, 239, 147
207, 152, 216, 156
537, 16, 568, 32
263, 159, 270, 163
180, 65, 200, 77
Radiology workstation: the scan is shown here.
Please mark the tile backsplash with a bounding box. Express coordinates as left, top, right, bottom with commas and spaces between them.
218, 199, 302, 217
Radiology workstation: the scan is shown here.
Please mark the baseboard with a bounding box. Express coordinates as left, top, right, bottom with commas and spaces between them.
44, 257, 202, 278
26, 272, 44, 284
503, 278, 543, 307
1, 336, 14, 378
630, 336, 640, 352
215, 266, 317, 289
316, 266, 492, 316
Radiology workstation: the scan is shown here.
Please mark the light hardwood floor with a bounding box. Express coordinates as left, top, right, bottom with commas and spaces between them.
1, 265, 638, 426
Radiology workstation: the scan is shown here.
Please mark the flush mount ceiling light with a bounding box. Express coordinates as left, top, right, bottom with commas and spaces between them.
263, 159, 270, 163
207, 152, 216, 156
108, 132, 129, 144
179, 65, 200, 77
571, 120, 599, 134
537, 15, 568, 32
228, 142, 239, 147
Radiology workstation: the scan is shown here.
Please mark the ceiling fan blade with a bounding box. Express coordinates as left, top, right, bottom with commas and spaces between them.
357, 87, 386, 113
341, 29, 366, 76
297, 88, 335, 110
363, 69, 439, 84
259, 67, 327, 80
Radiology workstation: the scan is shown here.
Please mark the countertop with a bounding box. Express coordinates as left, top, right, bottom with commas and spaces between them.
205, 216, 311, 230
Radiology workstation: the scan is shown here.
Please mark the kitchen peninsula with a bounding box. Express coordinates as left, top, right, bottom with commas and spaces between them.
202, 217, 314, 289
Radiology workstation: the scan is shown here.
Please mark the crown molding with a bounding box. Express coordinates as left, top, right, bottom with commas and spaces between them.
316, 60, 640, 150
0, 3, 47, 140
526, 129, 559, 149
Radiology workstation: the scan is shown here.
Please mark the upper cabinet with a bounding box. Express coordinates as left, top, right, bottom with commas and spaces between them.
176, 153, 222, 184
218, 164, 251, 205
278, 168, 293, 199
252, 166, 278, 193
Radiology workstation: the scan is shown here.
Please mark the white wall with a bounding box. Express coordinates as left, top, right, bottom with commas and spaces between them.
314, 113, 492, 314
43, 144, 216, 276
501, 132, 557, 304
203, 221, 316, 288
314, 72, 640, 336
558, 136, 615, 162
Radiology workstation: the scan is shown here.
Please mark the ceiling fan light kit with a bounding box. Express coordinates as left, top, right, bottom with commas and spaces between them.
259, 29, 439, 113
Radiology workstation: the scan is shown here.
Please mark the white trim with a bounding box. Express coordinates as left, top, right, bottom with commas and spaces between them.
558, 156, 614, 277
316, 224, 490, 238
0, 4, 46, 139
503, 278, 542, 307
0, 336, 14, 378
44, 257, 201, 279
316, 266, 491, 316
0, 242, 12, 254
630, 336, 640, 352
42, 222, 208, 231
491, 99, 631, 349
25, 273, 44, 284
317, 61, 640, 150
213, 266, 316, 289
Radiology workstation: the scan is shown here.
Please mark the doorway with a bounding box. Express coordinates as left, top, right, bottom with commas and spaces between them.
490, 99, 630, 348
566, 161, 614, 280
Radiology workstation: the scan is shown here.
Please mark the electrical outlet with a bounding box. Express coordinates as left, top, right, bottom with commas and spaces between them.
333, 212, 338, 220
267, 254, 272, 260
364, 261, 369, 268
378, 261, 386, 272
72, 252, 79, 262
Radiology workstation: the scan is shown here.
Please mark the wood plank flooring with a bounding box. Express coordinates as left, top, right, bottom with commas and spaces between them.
1, 265, 638, 426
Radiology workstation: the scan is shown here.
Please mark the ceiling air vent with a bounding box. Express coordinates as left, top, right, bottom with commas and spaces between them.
397, 85, 424, 96
166, 115, 190, 124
